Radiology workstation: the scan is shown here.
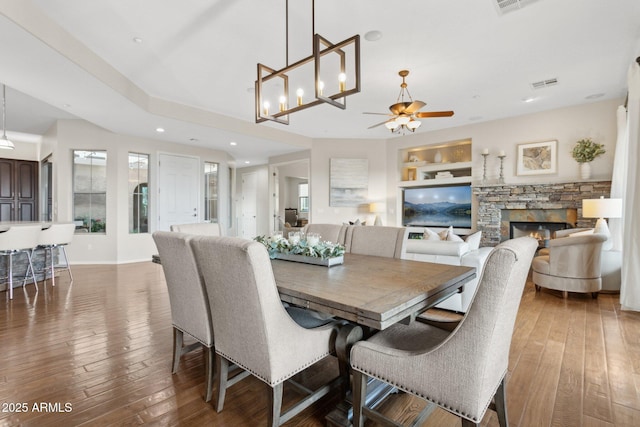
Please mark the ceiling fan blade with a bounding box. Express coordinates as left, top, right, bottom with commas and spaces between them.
404, 101, 426, 114
415, 110, 455, 118
363, 112, 394, 116
367, 120, 390, 129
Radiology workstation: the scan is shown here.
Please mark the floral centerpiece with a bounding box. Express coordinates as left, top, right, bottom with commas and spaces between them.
571, 138, 605, 163
255, 233, 345, 266
571, 138, 605, 180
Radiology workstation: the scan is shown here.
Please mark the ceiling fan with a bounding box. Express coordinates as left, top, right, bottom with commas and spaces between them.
365, 70, 454, 133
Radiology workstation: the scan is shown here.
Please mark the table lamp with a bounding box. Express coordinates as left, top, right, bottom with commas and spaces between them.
369, 202, 386, 226
582, 196, 622, 251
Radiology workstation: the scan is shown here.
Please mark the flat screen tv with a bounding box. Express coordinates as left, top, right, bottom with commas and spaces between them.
402, 184, 472, 228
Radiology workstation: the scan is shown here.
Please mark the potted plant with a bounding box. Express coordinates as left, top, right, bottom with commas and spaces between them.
572, 138, 605, 179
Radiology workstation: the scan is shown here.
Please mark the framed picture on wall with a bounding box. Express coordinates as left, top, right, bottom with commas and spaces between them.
516, 140, 557, 176
330, 158, 368, 207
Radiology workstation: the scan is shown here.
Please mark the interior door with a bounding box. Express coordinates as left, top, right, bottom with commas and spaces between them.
241, 172, 257, 239
16, 161, 37, 221
158, 153, 199, 231
0, 159, 38, 221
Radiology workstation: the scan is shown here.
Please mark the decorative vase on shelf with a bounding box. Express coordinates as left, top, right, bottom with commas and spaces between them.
580, 162, 591, 180
433, 150, 442, 163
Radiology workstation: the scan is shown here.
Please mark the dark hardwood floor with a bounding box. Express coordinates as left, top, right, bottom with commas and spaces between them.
1, 262, 639, 426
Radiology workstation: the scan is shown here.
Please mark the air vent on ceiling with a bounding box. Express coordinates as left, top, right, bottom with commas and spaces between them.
494, 0, 540, 15
530, 78, 558, 90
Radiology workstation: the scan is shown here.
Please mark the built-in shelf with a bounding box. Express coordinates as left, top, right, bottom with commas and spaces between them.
399, 140, 472, 187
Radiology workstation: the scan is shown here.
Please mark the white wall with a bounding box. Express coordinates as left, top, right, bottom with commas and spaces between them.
42, 119, 234, 264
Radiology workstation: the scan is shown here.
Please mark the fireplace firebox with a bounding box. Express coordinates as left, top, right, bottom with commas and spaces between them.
510, 221, 571, 248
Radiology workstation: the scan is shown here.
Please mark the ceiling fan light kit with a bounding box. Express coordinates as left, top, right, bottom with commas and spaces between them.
1, 84, 15, 150
255, 0, 361, 125
366, 70, 454, 134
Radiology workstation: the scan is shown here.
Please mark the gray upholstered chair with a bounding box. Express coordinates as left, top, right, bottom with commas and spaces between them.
532, 233, 607, 298
152, 231, 217, 402
302, 223, 348, 245
350, 237, 538, 427
190, 235, 342, 426
170, 222, 222, 236
344, 225, 407, 258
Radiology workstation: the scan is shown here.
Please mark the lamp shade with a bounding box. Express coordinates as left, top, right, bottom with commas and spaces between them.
369, 202, 386, 213
582, 197, 622, 219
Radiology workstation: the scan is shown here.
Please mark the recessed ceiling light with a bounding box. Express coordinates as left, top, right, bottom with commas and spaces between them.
133, 37, 143, 44
230, 141, 237, 146
63, 103, 71, 108
364, 30, 382, 42
156, 127, 165, 133
522, 97, 536, 103
585, 93, 605, 100
244, 161, 250, 164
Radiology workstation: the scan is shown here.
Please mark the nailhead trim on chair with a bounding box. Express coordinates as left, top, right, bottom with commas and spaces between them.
352, 366, 506, 423
218, 350, 332, 386
173, 324, 211, 346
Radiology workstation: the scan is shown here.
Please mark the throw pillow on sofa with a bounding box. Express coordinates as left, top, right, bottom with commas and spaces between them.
438, 226, 464, 242
465, 231, 482, 250
423, 228, 441, 240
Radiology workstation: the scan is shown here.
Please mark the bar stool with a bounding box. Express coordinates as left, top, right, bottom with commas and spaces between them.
0, 225, 41, 300
36, 223, 75, 286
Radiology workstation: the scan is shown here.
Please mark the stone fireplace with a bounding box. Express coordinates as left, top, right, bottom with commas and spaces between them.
473, 180, 612, 246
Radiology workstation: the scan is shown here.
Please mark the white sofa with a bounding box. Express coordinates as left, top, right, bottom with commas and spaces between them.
401, 227, 493, 313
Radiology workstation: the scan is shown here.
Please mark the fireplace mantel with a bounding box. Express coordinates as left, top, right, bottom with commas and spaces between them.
473, 180, 612, 246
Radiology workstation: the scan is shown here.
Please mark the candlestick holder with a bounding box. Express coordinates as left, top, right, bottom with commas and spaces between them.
497, 154, 506, 184
481, 153, 489, 183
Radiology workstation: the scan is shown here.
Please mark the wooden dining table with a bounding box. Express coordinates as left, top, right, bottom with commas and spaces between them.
271, 253, 476, 330
271, 253, 476, 427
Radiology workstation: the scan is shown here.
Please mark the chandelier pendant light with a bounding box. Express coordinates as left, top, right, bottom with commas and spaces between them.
1, 84, 15, 150
255, 0, 361, 125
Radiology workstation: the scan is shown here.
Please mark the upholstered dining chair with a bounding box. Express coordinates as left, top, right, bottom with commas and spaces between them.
344, 225, 407, 258
190, 235, 342, 426
152, 231, 220, 402
170, 222, 222, 236
350, 236, 538, 427
532, 233, 607, 298
302, 223, 348, 245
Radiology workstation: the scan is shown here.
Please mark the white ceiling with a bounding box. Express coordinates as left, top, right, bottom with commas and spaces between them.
1, 0, 639, 164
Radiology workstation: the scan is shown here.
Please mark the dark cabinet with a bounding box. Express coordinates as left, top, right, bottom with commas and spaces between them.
0, 159, 38, 221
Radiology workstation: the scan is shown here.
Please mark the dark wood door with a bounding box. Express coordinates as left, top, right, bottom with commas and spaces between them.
0, 159, 38, 221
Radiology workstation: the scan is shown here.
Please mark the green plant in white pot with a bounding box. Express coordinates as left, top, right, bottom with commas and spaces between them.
572, 138, 605, 179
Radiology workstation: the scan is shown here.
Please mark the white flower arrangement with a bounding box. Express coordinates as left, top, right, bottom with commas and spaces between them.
254, 233, 345, 260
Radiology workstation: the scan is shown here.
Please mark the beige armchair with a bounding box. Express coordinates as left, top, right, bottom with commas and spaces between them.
189, 235, 342, 426
532, 232, 607, 298
350, 237, 538, 427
